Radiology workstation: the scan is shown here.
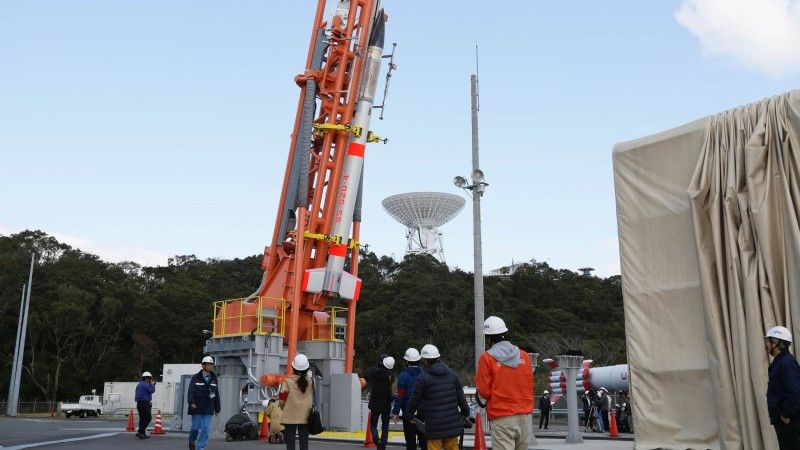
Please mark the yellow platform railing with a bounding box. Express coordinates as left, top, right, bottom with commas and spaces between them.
311, 306, 348, 341
212, 296, 287, 338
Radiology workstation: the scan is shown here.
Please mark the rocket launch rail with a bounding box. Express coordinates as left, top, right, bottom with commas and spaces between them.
209, 0, 393, 373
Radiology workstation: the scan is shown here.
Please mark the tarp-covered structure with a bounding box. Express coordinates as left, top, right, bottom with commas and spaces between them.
613, 90, 800, 449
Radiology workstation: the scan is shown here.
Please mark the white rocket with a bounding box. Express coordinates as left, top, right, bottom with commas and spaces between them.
303, 9, 386, 301
544, 359, 630, 398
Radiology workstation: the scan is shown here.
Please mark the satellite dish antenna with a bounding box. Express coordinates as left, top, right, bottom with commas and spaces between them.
453, 176, 468, 189
382, 192, 466, 263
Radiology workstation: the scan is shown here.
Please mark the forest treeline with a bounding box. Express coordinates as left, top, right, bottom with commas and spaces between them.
0, 230, 625, 402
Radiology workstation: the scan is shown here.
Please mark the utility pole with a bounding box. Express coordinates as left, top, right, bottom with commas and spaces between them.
7, 254, 34, 417
470, 72, 485, 368
453, 49, 488, 370
6, 284, 26, 417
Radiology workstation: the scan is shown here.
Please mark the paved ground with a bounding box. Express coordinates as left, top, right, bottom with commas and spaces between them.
0, 417, 633, 450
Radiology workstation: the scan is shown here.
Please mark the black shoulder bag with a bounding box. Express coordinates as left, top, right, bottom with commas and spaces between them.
308, 377, 325, 435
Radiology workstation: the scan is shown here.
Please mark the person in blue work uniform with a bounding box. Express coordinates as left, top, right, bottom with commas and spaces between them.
765, 326, 800, 450
188, 356, 221, 450
391, 348, 426, 450
134, 371, 156, 439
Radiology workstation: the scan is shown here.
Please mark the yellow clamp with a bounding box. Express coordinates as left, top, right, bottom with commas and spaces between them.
367, 131, 388, 144
303, 231, 342, 245
312, 123, 362, 138
348, 240, 360, 249
311, 124, 387, 144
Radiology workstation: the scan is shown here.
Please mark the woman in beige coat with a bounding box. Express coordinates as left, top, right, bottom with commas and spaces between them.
279, 354, 313, 450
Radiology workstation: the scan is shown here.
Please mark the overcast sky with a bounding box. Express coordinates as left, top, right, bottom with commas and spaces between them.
2, 0, 800, 277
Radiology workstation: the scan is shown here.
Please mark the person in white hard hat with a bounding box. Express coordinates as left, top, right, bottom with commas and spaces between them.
474, 316, 534, 450
764, 326, 800, 449
263, 397, 285, 443
367, 355, 396, 450
580, 390, 593, 430
391, 348, 426, 450
279, 354, 314, 450
407, 344, 470, 450
187, 356, 221, 450
596, 388, 611, 433
134, 371, 156, 439
537, 390, 552, 429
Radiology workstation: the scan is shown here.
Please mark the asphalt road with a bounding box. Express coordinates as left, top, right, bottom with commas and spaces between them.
0, 417, 633, 450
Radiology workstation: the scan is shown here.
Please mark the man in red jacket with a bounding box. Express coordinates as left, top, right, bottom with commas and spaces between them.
474, 316, 534, 450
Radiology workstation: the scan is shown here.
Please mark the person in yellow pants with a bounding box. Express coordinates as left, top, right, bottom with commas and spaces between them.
406, 344, 470, 450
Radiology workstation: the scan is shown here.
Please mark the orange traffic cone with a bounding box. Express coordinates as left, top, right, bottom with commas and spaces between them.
474, 412, 487, 450
152, 409, 165, 435
362, 412, 376, 448
126, 409, 135, 432
258, 412, 270, 441
608, 410, 619, 438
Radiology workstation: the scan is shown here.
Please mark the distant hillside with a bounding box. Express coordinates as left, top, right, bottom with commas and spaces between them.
0, 230, 624, 402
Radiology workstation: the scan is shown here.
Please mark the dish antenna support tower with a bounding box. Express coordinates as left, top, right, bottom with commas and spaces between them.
382, 192, 465, 263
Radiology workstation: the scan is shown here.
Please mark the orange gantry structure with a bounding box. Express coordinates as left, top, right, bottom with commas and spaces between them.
212, 0, 387, 375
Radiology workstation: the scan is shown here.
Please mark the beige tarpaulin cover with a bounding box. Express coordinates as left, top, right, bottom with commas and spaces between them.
613, 90, 800, 450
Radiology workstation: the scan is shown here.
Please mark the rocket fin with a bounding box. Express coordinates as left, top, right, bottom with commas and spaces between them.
303, 268, 326, 294
338, 271, 362, 301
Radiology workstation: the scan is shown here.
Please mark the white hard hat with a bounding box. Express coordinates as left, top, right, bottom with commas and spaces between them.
403, 348, 421, 362
483, 316, 508, 335
142, 371, 152, 378
383, 356, 395, 370
202, 356, 214, 364
292, 353, 310, 371
262, 399, 270, 408
766, 326, 793, 343
420, 344, 441, 359
543, 390, 549, 394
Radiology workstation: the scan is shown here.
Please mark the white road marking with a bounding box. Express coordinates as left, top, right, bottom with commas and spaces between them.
2, 432, 119, 449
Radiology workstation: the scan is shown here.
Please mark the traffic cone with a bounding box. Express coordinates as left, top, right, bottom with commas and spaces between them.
152, 409, 165, 435
126, 409, 135, 432
608, 410, 619, 438
258, 412, 270, 441
362, 412, 376, 448
474, 412, 487, 450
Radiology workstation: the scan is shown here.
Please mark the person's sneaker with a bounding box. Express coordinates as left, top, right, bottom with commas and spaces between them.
135, 432, 145, 439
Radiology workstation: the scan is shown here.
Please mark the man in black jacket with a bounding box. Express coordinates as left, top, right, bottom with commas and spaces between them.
537, 390, 552, 429
581, 390, 593, 430
187, 356, 221, 450
408, 344, 470, 450
368, 356, 395, 450
765, 326, 800, 449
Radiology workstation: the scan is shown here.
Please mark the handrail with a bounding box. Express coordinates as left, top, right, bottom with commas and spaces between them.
212, 296, 287, 338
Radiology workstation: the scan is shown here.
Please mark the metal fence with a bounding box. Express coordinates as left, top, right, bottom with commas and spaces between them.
0, 400, 57, 414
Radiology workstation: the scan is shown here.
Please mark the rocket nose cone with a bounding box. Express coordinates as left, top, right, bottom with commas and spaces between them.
368, 9, 385, 49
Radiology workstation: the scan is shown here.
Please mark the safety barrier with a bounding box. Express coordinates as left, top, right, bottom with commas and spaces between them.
310, 306, 347, 341
212, 297, 287, 337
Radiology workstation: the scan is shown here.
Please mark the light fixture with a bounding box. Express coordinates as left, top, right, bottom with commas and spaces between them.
453, 176, 468, 189
471, 169, 484, 183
